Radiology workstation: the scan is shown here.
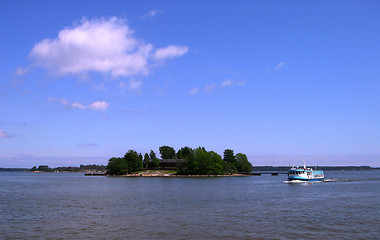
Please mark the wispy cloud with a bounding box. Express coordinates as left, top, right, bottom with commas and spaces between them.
14, 66, 30, 76
47, 97, 69, 106
190, 79, 246, 96
221, 79, 247, 88
72, 101, 86, 110
120, 109, 146, 115
119, 79, 143, 92
273, 61, 286, 70
0, 130, 14, 139
141, 9, 162, 19
154, 45, 189, 60
48, 98, 109, 112
189, 87, 199, 95
236, 80, 247, 86
205, 84, 216, 93
19, 16, 188, 78
91, 83, 105, 91
221, 79, 233, 87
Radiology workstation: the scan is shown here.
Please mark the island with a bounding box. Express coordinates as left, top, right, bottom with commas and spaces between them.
105, 146, 253, 176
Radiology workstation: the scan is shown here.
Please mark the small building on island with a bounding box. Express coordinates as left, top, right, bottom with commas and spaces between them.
158, 159, 186, 170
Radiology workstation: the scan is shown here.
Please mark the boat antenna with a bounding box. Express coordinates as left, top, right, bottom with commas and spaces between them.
303, 159, 306, 169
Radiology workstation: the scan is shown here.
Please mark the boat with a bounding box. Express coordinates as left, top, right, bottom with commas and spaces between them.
288, 161, 324, 181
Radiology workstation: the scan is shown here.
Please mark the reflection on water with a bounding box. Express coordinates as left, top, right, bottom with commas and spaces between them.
1, 171, 379, 239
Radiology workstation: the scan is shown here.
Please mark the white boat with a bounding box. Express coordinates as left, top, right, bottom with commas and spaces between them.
288, 162, 324, 181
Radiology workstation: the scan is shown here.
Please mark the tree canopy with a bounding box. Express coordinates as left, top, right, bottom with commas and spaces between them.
159, 145, 176, 159
106, 150, 143, 175
235, 153, 253, 173
106, 145, 252, 175
107, 157, 128, 175
149, 150, 160, 168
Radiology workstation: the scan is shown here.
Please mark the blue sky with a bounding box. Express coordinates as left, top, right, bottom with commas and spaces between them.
1, 1, 380, 167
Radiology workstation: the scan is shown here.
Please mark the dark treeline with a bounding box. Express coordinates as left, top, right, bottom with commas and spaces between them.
252, 166, 375, 171
30, 164, 106, 172
106, 146, 253, 175
0, 168, 30, 172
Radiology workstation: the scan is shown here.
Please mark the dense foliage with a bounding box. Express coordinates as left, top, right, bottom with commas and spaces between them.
235, 153, 253, 173
177, 147, 252, 175
106, 150, 144, 175
159, 146, 176, 159
106, 146, 253, 175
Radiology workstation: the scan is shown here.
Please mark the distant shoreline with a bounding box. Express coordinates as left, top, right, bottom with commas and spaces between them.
1, 166, 379, 172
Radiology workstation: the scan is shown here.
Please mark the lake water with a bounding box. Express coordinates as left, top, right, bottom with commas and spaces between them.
1, 171, 379, 239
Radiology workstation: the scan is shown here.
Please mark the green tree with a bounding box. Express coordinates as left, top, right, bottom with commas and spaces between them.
209, 151, 227, 175
106, 157, 128, 175
194, 148, 224, 175
193, 147, 209, 175
149, 150, 157, 160
176, 147, 194, 160
37, 165, 51, 172
31, 166, 37, 171
181, 147, 225, 175
223, 149, 237, 173
223, 149, 235, 163
143, 153, 150, 170
124, 150, 143, 173
149, 150, 160, 169
235, 153, 253, 173
159, 145, 176, 159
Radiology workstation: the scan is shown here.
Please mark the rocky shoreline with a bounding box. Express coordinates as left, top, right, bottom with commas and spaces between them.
102, 170, 248, 177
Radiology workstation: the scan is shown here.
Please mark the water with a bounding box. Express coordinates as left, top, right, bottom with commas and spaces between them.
1, 171, 379, 239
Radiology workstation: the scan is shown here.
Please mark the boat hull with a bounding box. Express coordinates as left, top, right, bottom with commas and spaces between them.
288, 176, 324, 181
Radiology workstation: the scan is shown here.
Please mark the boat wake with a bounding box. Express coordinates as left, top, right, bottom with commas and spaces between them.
283, 179, 340, 184
282, 178, 376, 184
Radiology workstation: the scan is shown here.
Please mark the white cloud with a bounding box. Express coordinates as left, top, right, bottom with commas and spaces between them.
154, 45, 189, 60
72, 102, 86, 110
88, 101, 109, 111
221, 79, 233, 87
274, 61, 286, 70
48, 98, 109, 111
24, 16, 188, 78
189, 87, 199, 95
205, 84, 216, 93
0, 130, 14, 139
141, 9, 162, 19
